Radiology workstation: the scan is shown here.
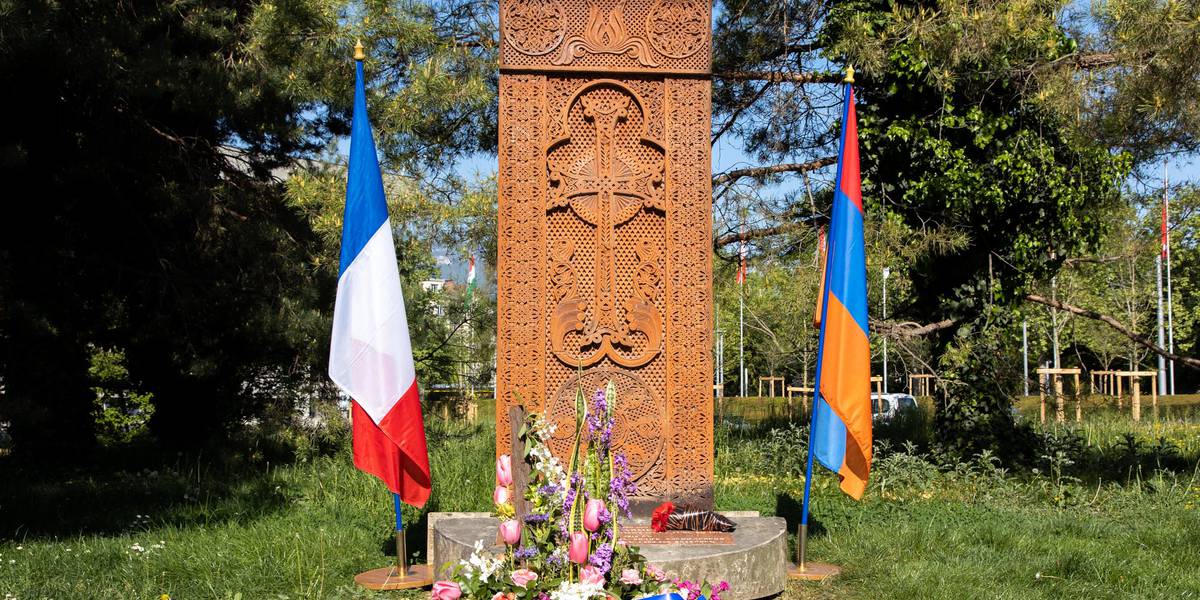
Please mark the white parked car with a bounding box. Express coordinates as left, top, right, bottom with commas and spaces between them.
870, 393, 919, 422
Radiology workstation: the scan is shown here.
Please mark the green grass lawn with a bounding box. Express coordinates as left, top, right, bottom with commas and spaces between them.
2, 413, 1198, 599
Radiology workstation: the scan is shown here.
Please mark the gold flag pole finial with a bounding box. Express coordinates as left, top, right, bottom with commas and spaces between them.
844, 65, 855, 84
354, 39, 366, 61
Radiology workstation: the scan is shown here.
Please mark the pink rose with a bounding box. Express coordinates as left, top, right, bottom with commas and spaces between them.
496, 454, 513, 487
493, 484, 510, 506
510, 568, 539, 588
432, 581, 461, 600
582, 498, 606, 532
619, 568, 643, 585
580, 565, 605, 585
646, 564, 667, 582
499, 519, 522, 545
491, 593, 505, 600
568, 531, 589, 564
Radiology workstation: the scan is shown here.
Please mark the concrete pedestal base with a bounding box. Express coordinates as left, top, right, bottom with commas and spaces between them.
430, 512, 786, 600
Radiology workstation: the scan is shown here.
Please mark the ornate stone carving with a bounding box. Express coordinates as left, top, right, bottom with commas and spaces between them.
645, 0, 708, 59
663, 78, 713, 507
503, 0, 567, 55
547, 81, 665, 369
552, 1, 658, 67
497, 0, 712, 510
495, 74, 548, 452
547, 369, 664, 485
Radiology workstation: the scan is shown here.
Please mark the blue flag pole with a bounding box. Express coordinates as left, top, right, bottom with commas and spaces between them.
799, 219, 835, 571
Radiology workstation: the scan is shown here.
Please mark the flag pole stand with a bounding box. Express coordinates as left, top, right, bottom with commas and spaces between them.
354, 493, 434, 590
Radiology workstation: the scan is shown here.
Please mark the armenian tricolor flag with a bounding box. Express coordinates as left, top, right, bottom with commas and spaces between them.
810, 81, 872, 499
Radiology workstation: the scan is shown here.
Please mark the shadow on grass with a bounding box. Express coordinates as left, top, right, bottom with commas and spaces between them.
372, 510, 431, 564
0, 433, 304, 541
774, 492, 826, 538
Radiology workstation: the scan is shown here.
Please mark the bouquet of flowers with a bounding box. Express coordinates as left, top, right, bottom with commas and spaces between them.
433, 382, 729, 600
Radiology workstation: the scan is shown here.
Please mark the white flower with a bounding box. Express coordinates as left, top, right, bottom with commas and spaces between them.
13, 547, 21, 551
129, 544, 145, 553
549, 581, 605, 600
460, 540, 502, 582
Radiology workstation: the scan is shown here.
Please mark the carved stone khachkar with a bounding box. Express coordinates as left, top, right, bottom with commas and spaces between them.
495, 0, 713, 509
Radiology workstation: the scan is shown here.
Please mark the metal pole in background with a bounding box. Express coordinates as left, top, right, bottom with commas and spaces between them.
738, 225, 746, 398
1051, 276, 1060, 369
882, 267, 889, 394
1022, 319, 1029, 397
715, 327, 725, 390
1165, 161, 1176, 394
739, 287, 745, 397
1157, 253, 1167, 396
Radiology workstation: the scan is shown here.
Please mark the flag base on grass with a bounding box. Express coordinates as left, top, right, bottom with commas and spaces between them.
353, 564, 433, 590
787, 562, 841, 581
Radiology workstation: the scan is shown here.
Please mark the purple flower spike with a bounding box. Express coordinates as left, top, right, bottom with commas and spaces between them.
609, 452, 636, 517
589, 542, 614, 574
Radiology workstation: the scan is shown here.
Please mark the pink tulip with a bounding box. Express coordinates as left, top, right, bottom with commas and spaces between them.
583, 498, 606, 532
493, 485, 510, 506
496, 454, 513, 487
432, 581, 461, 600
499, 519, 522, 545
568, 531, 589, 564
510, 568, 539, 588
619, 568, 643, 585
580, 565, 605, 585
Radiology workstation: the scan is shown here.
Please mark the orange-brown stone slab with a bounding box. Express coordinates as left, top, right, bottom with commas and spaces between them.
787, 562, 841, 581
353, 564, 433, 590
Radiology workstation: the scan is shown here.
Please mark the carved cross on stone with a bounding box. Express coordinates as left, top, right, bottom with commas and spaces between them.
547, 84, 665, 369
496, 0, 715, 508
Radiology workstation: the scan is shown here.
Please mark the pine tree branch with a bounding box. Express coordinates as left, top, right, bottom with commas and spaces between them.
1062, 255, 1128, 267
714, 70, 842, 84
714, 222, 814, 248
712, 156, 836, 186
1024, 293, 1200, 369
872, 319, 960, 338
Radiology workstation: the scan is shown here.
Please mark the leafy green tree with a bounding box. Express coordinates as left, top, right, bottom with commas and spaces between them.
87, 347, 156, 447
0, 0, 334, 454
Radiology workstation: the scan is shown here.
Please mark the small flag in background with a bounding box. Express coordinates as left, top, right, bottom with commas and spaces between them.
736, 230, 748, 285
466, 254, 477, 302
811, 82, 873, 500
328, 56, 431, 507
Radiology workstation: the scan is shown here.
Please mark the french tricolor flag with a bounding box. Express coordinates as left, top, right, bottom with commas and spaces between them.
328, 58, 431, 507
